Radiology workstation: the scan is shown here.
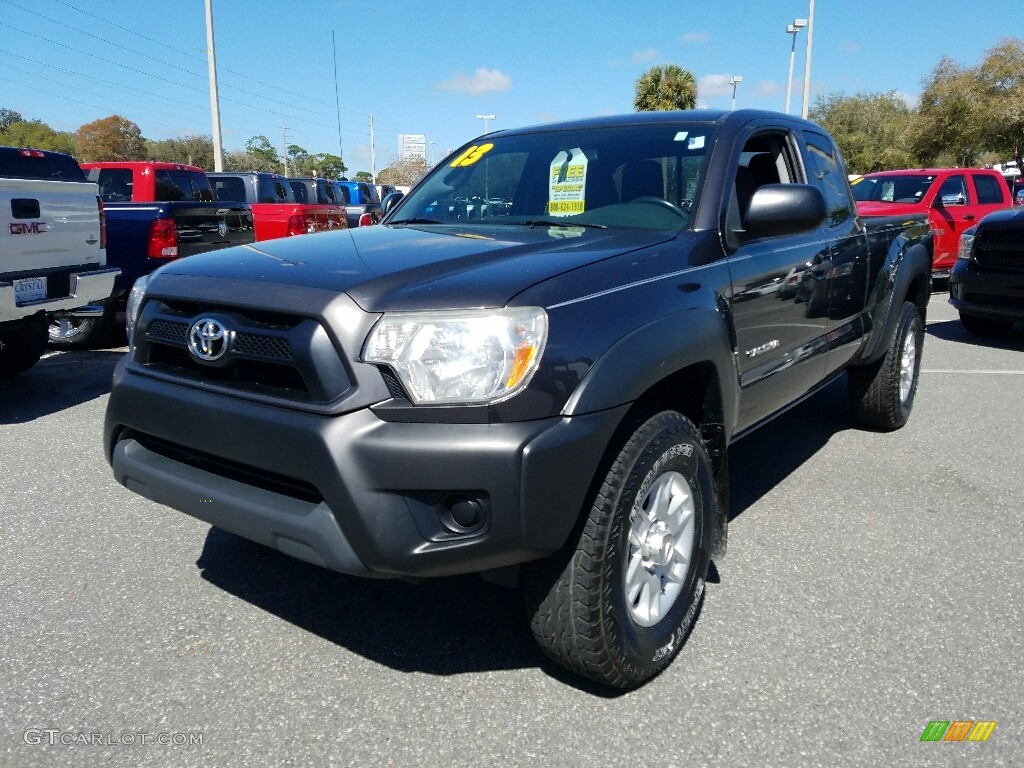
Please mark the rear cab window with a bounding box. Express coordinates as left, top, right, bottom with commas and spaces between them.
156, 169, 214, 202
257, 175, 293, 204
0, 148, 86, 182
972, 173, 1005, 205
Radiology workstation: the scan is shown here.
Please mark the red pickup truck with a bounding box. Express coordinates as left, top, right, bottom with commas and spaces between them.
208, 172, 346, 241
852, 168, 1010, 277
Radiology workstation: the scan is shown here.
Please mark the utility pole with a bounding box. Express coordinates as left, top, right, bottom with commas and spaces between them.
204, 0, 224, 171
332, 31, 344, 171
281, 126, 289, 177
369, 114, 376, 183
801, 0, 815, 119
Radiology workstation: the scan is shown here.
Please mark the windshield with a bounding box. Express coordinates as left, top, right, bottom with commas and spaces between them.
851, 174, 937, 204
388, 123, 716, 231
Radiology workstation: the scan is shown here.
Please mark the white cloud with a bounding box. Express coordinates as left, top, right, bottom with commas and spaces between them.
754, 81, 783, 98
632, 48, 659, 63
681, 31, 711, 44
435, 68, 512, 95
698, 73, 737, 97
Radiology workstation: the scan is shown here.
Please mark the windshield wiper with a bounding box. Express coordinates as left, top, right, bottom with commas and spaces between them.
390, 217, 444, 225
522, 219, 608, 229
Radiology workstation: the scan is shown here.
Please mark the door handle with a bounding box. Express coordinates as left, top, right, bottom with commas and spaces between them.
964, 214, 976, 221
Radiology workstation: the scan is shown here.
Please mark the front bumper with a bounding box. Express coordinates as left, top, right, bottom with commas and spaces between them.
949, 259, 1024, 322
104, 359, 626, 579
0, 267, 119, 322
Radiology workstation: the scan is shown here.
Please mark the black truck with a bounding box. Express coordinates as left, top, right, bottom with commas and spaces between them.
949, 207, 1024, 335
104, 110, 932, 689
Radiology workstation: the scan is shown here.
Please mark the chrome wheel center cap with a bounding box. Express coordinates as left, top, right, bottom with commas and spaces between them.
642, 523, 674, 568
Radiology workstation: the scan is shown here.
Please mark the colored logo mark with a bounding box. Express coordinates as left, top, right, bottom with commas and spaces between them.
920, 720, 997, 742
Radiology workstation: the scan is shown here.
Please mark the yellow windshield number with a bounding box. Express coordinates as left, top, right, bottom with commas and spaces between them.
449, 143, 494, 168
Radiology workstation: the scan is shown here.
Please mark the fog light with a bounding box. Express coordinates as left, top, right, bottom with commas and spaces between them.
441, 495, 487, 533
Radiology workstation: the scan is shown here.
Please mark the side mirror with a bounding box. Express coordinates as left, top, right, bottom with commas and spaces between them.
744, 184, 827, 238
381, 191, 405, 218
937, 193, 966, 207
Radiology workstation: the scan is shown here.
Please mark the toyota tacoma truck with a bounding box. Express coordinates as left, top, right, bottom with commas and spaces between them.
1, 146, 119, 377
49, 161, 255, 348
104, 110, 932, 688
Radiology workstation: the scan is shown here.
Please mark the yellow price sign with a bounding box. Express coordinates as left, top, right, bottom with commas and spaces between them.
449, 143, 494, 168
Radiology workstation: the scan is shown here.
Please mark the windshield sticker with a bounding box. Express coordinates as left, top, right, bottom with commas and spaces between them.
548, 148, 588, 217
674, 131, 689, 142
688, 135, 705, 150
547, 226, 586, 240
449, 143, 494, 168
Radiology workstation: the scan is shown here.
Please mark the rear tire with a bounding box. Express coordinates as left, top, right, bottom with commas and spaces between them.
849, 300, 923, 430
0, 315, 48, 378
959, 312, 1013, 337
523, 410, 713, 689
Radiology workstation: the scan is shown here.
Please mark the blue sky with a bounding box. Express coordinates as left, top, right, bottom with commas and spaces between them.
0, 0, 1017, 176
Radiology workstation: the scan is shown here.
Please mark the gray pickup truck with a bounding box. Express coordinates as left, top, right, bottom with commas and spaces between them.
0, 146, 119, 376
104, 110, 932, 688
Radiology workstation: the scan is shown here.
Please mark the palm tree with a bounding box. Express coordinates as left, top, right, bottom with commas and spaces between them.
634, 65, 698, 112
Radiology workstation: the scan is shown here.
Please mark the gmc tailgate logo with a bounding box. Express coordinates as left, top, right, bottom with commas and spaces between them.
9, 222, 47, 235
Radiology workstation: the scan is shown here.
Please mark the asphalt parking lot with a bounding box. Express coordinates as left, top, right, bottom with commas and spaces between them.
1, 292, 1021, 768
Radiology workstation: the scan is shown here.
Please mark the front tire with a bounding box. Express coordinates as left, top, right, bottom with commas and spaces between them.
849, 300, 923, 430
523, 411, 713, 689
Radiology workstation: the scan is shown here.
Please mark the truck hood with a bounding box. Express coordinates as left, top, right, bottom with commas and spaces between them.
856, 201, 926, 217
151, 223, 677, 311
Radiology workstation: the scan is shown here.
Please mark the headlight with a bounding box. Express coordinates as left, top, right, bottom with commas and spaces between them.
958, 231, 976, 261
125, 274, 149, 346
363, 307, 548, 405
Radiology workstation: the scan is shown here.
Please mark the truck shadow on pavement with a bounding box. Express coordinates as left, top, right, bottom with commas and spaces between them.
727, 376, 852, 520
0, 349, 124, 423
196, 526, 561, 683
925, 318, 1024, 348
195, 377, 856, 694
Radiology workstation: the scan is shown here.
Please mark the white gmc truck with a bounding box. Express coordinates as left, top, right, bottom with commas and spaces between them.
1, 146, 119, 377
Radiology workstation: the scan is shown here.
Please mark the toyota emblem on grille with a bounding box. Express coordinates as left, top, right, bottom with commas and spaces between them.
188, 318, 229, 362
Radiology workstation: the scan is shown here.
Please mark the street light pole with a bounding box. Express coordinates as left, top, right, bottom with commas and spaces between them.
801, 0, 815, 119
203, 0, 224, 171
729, 76, 743, 111
785, 19, 807, 114
476, 114, 495, 135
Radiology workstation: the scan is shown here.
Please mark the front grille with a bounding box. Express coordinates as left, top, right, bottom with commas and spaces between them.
975, 229, 1024, 271
135, 300, 351, 405
132, 431, 323, 504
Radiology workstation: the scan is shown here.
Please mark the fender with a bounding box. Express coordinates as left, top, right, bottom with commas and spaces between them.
855, 221, 932, 366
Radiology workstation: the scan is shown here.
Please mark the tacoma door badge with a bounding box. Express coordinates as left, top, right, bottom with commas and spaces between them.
745, 339, 779, 358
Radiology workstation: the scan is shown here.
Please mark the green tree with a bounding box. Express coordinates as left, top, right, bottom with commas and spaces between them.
147, 135, 215, 169
1, 120, 77, 155
810, 91, 916, 173
310, 153, 345, 179
973, 38, 1024, 170
0, 108, 25, 132
75, 115, 146, 161
239, 135, 281, 172
910, 57, 984, 167
634, 65, 698, 111
353, 170, 373, 182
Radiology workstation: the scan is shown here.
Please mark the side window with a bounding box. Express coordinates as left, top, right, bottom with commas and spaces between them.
936, 175, 967, 206
803, 133, 852, 227
213, 177, 246, 203
154, 170, 185, 201
727, 130, 801, 245
94, 169, 133, 202
972, 174, 1004, 205
290, 181, 308, 203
